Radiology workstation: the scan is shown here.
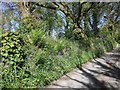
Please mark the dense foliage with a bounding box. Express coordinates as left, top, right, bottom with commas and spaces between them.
1, 31, 26, 87
1, 28, 118, 88
0, 1, 119, 88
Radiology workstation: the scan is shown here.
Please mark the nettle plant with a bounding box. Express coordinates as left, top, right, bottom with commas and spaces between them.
1, 31, 26, 87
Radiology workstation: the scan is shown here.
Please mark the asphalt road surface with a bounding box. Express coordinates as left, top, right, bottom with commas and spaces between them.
46, 44, 120, 90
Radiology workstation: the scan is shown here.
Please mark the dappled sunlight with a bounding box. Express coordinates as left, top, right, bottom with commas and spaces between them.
1, 1, 119, 88
47, 45, 120, 89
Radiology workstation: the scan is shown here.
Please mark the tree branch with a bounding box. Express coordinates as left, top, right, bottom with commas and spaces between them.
35, 2, 57, 10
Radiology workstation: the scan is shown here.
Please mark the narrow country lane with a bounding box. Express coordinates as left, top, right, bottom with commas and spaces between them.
45, 44, 120, 89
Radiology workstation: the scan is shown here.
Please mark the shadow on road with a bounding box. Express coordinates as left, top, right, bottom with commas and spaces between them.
67, 47, 120, 90
46, 46, 120, 90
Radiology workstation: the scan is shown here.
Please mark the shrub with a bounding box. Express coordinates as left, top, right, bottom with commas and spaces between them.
1, 31, 26, 88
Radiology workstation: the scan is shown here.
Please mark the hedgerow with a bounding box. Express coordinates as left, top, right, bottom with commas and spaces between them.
1, 28, 118, 88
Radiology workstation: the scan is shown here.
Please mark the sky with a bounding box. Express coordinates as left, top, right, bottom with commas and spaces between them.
0, 2, 20, 31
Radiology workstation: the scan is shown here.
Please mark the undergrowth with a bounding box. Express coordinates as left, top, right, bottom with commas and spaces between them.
0, 29, 118, 88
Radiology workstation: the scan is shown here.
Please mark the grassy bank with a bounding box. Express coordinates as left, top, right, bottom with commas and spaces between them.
1, 30, 118, 88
